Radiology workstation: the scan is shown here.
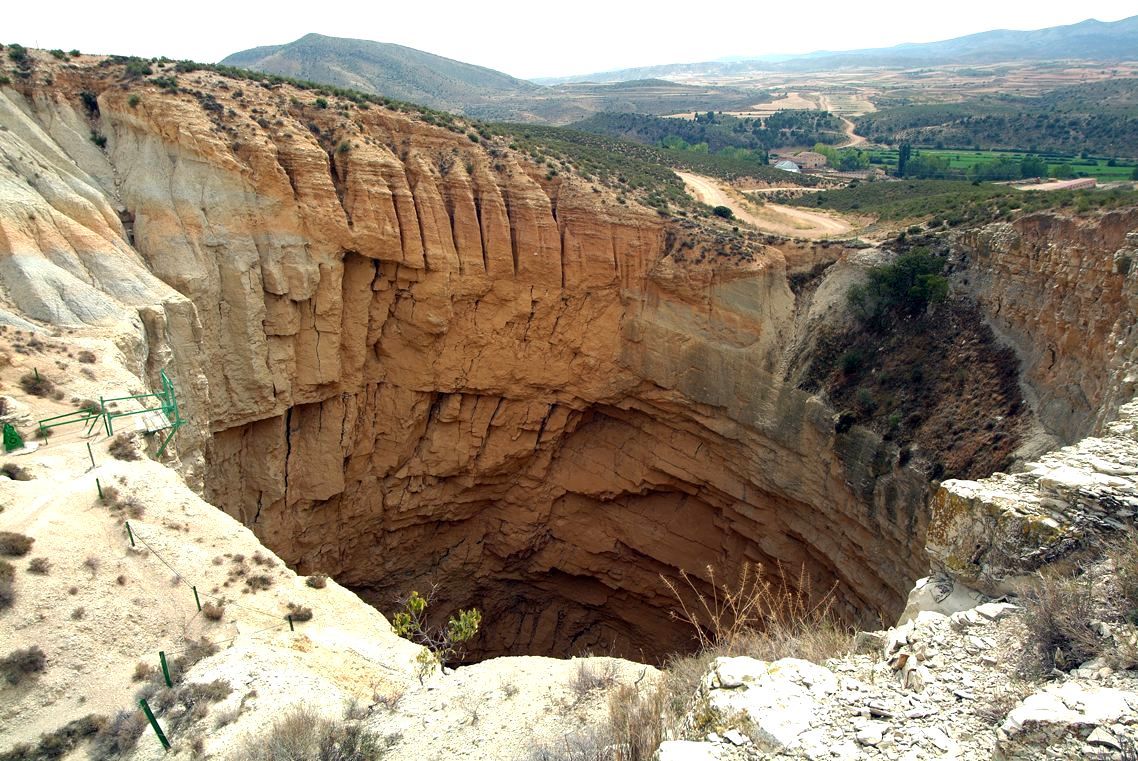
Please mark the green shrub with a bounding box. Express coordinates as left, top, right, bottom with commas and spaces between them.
313, 97, 328, 109
7, 44, 27, 63
848, 247, 948, 326
49, 49, 67, 60
89, 131, 107, 149
712, 205, 734, 219
391, 589, 481, 672
124, 59, 152, 77
127, 94, 141, 108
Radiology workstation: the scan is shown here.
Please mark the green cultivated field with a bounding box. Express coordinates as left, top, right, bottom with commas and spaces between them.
866, 148, 1138, 182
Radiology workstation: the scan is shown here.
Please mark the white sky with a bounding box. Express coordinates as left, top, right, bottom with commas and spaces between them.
5, 1, 1136, 80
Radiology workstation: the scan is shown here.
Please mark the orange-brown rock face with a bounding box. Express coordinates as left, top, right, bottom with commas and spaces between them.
957, 212, 1138, 443
2, 59, 930, 661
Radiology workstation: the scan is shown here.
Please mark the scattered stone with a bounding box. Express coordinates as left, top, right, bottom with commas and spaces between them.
1086, 726, 1121, 750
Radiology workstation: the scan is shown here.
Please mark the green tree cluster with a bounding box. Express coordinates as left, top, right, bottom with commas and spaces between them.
849, 248, 948, 327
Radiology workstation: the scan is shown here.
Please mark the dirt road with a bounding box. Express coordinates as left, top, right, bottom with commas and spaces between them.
677, 172, 854, 239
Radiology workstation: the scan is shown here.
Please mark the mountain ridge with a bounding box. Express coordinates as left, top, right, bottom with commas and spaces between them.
535, 14, 1138, 84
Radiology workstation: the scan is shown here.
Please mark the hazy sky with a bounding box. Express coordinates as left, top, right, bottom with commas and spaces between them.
6, 1, 1136, 79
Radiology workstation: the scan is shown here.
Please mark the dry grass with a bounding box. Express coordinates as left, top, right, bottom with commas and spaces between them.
1018, 532, 1138, 674
530, 683, 667, 761
306, 573, 328, 589
202, 601, 225, 621
0, 560, 14, 611
1, 645, 46, 685
286, 602, 313, 622
90, 710, 148, 761
99, 485, 145, 519
0, 463, 31, 481
662, 562, 854, 663
0, 531, 34, 557
77, 350, 97, 364
571, 658, 619, 701
236, 704, 387, 761
19, 372, 55, 398
108, 433, 140, 461
0, 714, 107, 761
27, 557, 51, 575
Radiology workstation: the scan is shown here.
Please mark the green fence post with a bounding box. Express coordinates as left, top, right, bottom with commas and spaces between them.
125, 521, 135, 547
96, 478, 104, 500
288, 614, 294, 632
86, 442, 96, 469
139, 698, 171, 750
192, 586, 202, 612
159, 651, 173, 688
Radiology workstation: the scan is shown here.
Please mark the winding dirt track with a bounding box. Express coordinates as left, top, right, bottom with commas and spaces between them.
677, 172, 854, 239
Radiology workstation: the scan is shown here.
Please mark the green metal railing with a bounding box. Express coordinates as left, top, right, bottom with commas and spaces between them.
36, 370, 185, 457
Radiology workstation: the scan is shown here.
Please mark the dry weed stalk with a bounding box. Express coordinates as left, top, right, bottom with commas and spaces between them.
661, 562, 853, 662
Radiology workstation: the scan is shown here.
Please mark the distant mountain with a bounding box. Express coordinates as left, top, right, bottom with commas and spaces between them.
221, 35, 761, 123
538, 14, 1138, 84
221, 33, 542, 111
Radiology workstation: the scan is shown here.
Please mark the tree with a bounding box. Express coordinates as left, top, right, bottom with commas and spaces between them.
712, 205, 734, 219
896, 144, 912, 178
391, 589, 481, 679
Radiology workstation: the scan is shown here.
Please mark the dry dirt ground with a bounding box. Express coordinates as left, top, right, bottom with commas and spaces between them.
678, 172, 856, 239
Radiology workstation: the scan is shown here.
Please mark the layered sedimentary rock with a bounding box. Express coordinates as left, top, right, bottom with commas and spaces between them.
8, 56, 1134, 662
956, 216, 1138, 442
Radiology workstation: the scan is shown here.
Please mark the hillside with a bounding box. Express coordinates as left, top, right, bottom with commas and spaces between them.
539, 14, 1138, 83
220, 32, 541, 111
854, 78, 1138, 155
221, 34, 761, 123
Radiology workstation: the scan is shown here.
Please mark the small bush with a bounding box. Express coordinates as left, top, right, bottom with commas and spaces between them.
71, 606, 85, 620
0, 714, 106, 761
49, 49, 67, 60
108, 434, 140, 461
1020, 573, 1100, 672
202, 602, 225, 621
18, 372, 55, 397
127, 94, 140, 108
712, 205, 734, 219
132, 661, 158, 682
89, 130, 107, 149
0, 560, 13, 611
1, 645, 46, 685
313, 97, 328, 109
0, 463, 31, 480
571, 659, 619, 701
244, 574, 273, 592
286, 603, 313, 622
76, 350, 97, 363
236, 705, 385, 761
91, 709, 148, 760
27, 557, 51, 575
0, 532, 34, 557
305, 573, 328, 589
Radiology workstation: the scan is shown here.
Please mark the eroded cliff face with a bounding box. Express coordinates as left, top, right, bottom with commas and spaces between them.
11, 55, 1127, 662
956, 213, 1138, 443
